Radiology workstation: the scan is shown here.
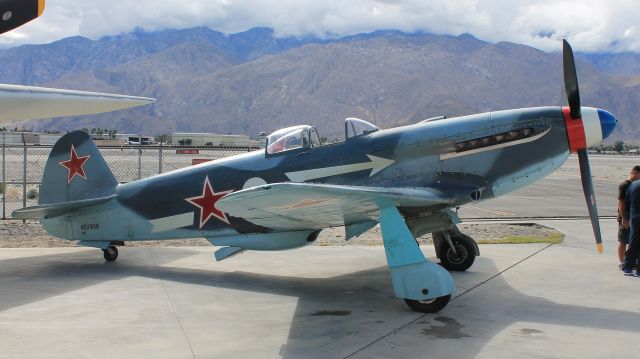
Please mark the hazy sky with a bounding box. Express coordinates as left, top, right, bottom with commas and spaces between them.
1, 0, 639, 52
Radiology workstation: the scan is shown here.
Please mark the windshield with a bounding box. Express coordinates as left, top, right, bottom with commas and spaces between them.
345, 117, 379, 139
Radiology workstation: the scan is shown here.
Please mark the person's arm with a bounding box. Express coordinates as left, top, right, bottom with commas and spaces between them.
620, 198, 629, 229
625, 189, 632, 227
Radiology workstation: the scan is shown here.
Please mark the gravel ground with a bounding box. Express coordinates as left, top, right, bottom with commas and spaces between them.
0, 221, 560, 248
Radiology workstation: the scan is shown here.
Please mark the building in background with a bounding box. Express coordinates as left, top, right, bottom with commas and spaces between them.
0, 132, 63, 145
113, 134, 154, 145
169, 132, 258, 147
0, 131, 261, 148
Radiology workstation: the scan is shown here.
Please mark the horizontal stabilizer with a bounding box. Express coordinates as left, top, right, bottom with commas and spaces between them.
0, 84, 155, 123
213, 246, 246, 261
12, 195, 115, 219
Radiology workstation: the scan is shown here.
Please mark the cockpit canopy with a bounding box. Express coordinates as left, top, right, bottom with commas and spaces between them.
266, 125, 321, 154
345, 117, 379, 139
265, 118, 379, 155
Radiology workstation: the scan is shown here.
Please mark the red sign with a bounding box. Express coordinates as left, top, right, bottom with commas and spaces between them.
177, 149, 199, 154
192, 158, 212, 165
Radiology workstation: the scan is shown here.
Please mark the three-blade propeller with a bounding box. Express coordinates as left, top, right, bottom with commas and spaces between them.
563, 39, 603, 253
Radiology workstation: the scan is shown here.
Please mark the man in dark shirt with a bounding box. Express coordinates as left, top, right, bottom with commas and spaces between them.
618, 166, 640, 268
622, 173, 640, 275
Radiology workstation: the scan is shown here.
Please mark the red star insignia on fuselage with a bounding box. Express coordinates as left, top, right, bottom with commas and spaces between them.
185, 176, 234, 228
59, 144, 91, 184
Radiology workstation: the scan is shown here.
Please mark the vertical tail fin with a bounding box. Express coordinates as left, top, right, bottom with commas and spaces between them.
39, 130, 118, 205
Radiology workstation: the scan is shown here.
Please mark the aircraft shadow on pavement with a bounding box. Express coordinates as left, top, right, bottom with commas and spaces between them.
0, 248, 196, 312
0, 249, 638, 358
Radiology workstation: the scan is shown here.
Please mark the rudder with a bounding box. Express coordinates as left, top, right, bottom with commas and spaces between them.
39, 130, 118, 205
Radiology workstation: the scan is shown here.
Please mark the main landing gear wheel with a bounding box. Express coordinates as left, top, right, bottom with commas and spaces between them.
103, 246, 118, 262
404, 295, 451, 313
439, 233, 476, 272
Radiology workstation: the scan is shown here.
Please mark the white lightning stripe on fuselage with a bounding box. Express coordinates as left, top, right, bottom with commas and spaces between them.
439, 128, 551, 160
285, 155, 395, 182
150, 212, 194, 233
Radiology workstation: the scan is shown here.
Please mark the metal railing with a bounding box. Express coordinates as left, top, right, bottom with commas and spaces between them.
0, 138, 260, 219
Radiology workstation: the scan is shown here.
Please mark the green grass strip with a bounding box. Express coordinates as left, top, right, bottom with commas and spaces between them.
477, 233, 564, 244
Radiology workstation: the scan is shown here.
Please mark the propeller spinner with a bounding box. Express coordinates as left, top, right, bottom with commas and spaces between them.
562, 39, 617, 253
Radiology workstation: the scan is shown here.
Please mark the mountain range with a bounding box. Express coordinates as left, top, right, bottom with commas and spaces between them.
0, 27, 638, 141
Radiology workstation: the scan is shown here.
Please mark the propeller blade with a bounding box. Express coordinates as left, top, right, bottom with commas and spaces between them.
577, 149, 603, 253
563, 39, 581, 119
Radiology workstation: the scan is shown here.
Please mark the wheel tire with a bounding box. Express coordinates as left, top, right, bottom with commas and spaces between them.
103, 246, 118, 262
439, 233, 476, 271
404, 295, 451, 313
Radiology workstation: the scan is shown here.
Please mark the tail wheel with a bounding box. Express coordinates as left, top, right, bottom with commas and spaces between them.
439, 233, 476, 271
103, 246, 118, 262
404, 295, 451, 313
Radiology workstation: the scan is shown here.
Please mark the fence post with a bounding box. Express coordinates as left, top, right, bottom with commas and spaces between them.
21, 132, 26, 223
158, 141, 163, 174
137, 133, 142, 180
2, 132, 5, 220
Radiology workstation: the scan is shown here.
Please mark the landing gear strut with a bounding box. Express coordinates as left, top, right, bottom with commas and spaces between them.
103, 245, 118, 262
378, 206, 456, 314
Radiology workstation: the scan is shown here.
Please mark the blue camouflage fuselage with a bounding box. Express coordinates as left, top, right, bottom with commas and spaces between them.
42, 106, 572, 245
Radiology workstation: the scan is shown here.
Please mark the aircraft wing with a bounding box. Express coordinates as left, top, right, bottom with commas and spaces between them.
0, 84, 156, 123
217, 183, 450, 231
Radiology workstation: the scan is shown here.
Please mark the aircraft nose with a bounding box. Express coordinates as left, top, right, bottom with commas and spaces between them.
597, 109, 616, 140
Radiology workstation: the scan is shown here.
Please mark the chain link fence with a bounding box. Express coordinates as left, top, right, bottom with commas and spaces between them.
0, 141, 259, 219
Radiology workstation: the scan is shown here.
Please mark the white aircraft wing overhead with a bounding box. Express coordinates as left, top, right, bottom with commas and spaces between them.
0, 84, 156, 123
216, 182, 450, 231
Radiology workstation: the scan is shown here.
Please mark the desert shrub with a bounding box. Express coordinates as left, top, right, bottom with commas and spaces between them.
27, 188, 38, 199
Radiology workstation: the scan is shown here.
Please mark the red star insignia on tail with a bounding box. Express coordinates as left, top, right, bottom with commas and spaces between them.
185, 176, 233, 228
59, 144, 91, 184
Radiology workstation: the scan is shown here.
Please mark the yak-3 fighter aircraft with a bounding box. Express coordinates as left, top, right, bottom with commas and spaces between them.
14, 40, 616, 313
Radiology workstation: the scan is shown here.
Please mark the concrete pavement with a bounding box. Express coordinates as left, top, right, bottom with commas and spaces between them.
0, 219, 637, 358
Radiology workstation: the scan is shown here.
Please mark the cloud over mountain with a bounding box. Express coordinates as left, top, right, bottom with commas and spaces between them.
2, 0, 640, 53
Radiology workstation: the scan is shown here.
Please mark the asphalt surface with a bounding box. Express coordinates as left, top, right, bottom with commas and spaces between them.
459, 154, 637, 219
0, 218, 637, 358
